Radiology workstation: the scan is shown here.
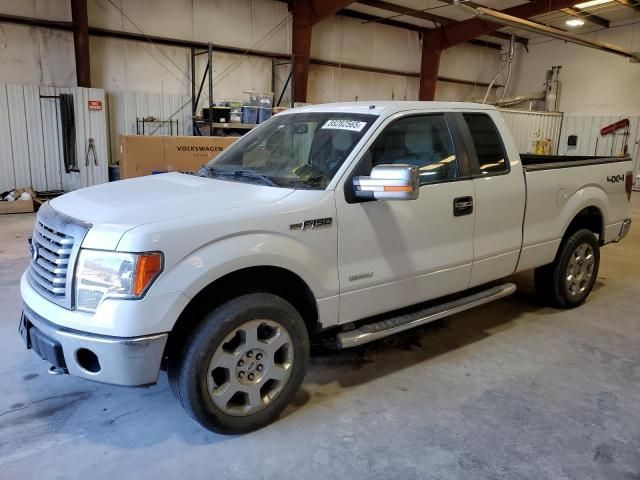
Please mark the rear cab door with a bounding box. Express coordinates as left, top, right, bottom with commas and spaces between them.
452, 110, 526, 287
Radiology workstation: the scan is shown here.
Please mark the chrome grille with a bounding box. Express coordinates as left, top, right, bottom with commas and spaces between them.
27, 202, 90, 309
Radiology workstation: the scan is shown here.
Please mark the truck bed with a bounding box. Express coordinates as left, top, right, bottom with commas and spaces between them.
516, 154, 633, 272
521, 154, 631, 171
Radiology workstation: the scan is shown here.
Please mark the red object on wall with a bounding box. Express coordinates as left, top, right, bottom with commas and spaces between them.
88, 100, 102, 111
600, 119, 629, 136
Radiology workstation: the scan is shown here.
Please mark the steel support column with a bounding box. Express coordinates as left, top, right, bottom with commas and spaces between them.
70, 0, 91, 87
291, 0, 357, 103
292, 1, 312, 104
419, 39, 441, 101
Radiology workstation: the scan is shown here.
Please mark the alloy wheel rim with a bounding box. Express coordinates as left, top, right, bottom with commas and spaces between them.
565, 242, 595, 298
206, 319, 294, 416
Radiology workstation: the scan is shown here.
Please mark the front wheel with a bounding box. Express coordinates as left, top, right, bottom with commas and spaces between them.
535, 229, 600, 308
168, 293, 309, 433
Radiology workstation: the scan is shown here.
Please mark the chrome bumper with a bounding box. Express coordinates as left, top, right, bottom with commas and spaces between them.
22, 305, 167, 386
616, 219, 632, 242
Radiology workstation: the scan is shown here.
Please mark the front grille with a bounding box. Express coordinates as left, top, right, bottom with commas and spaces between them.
27, 203, 89, 309
29, 221, 74, 298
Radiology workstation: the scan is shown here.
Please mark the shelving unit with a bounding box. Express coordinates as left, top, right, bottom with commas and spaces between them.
136, 118, 178, 136
189, 45, 293, 136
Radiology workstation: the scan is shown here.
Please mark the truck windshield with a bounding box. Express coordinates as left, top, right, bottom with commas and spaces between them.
200, 112, 377, 189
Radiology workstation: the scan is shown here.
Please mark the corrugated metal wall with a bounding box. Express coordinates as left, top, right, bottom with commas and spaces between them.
0, 84, 108, 193
499, 109, 564, 155
559, 114, 640, 186
499, 110, 640, 184
107, 91, 192, 164
558, 114, 640, 158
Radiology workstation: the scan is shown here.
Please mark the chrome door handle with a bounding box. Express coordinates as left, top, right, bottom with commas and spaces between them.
453, 196, 474, 216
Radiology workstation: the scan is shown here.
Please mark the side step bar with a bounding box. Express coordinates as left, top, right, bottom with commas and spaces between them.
337, 283, 517, 349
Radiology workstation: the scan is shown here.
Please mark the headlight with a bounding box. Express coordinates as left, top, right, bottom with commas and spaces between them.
75, 250, 163, 313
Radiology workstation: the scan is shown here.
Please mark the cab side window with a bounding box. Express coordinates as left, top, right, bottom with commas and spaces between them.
463, 113, 508, 175
369, 114, 458, 185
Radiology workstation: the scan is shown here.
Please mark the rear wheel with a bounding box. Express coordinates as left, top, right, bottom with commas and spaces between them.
535, 229, 600, 308
168, 293, 309, 433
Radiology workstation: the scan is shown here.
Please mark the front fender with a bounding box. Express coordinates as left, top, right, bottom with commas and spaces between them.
156, 231, 338, 301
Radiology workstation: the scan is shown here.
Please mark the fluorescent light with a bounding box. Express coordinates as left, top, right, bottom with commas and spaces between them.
458, 5, 640, 62
566, 18, 586, 26
574, 0, 612, 9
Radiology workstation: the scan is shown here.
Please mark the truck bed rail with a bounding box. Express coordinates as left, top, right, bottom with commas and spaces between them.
521, 154, 631, 171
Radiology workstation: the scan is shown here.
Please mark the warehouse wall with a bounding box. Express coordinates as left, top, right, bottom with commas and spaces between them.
0, 23, 75, 87
307, 15, 501, 103
0, 0, 502, 105
509, 20, 640, 115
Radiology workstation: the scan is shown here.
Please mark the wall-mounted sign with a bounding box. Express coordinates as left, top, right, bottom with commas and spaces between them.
88, 100, 103, 111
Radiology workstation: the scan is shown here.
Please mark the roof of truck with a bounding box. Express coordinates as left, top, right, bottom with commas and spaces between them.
284, 101, 497, 117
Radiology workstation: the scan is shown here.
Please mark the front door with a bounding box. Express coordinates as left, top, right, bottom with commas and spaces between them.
336, 112, 476, 324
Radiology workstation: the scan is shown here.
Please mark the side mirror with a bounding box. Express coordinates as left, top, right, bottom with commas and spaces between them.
353, 164, 420, 201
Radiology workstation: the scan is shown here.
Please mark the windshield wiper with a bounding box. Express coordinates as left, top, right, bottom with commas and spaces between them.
200, 166, 278, 187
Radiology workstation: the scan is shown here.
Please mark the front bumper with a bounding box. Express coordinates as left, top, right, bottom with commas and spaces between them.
21, 304, 167, 386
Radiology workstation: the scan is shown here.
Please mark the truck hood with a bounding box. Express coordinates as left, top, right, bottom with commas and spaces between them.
50, 173, 294, 248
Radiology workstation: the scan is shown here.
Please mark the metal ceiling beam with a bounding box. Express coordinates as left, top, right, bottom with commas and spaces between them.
307, 0, 360, 24
427, 0, 530, 44
426, 0, 581, 49
614, 0, 640, 13
561, 6, 610, 28
337, 9, 503, 50
356, 0, 528, 45
462, 6, 640, 61
338, 8, 426, 31
357, 0, 448, 25
418, 0, 579, 101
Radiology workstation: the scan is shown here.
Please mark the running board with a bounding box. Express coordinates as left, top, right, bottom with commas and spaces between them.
336, 283, 517, 349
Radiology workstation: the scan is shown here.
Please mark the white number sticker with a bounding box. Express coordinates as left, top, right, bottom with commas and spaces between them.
321, 119, 367, 132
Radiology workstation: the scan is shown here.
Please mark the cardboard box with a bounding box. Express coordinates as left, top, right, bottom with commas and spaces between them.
0, 200, 35, 214
118, 135, 238, 179
118, 135, 165, 180
164, 136, 237, 172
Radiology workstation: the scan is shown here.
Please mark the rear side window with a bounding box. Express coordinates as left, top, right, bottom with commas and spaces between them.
463, 114, 508, 175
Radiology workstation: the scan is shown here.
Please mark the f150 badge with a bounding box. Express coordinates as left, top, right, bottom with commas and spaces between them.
289, 217, 333, 231
607, 174, 625, 184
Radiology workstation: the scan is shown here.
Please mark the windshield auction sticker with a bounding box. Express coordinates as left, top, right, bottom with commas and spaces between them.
321, 119, 367, 132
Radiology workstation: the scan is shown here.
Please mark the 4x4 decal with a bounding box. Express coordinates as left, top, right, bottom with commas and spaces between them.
607, 174, 625, 184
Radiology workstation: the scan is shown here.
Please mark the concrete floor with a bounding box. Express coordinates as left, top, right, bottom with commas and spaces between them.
1, 199, 640, 480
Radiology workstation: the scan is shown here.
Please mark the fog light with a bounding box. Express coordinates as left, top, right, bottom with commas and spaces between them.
76, 348, 101, 373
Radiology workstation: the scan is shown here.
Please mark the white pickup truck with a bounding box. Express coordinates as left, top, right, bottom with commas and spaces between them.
20, 102, 632, 433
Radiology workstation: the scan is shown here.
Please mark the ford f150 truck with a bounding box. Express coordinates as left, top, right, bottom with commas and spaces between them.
19, 102, 632, 433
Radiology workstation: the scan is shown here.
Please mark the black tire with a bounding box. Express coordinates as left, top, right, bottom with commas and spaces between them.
534, 228, 600, 308
168, 293, 309, 434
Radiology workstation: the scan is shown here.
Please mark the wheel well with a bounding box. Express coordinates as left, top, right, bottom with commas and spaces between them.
564, 206, 604, 244
165, 266, 319, 360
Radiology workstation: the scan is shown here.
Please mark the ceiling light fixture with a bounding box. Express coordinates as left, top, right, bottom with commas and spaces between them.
566, 18, 586, 26
573, 0, 612, 9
